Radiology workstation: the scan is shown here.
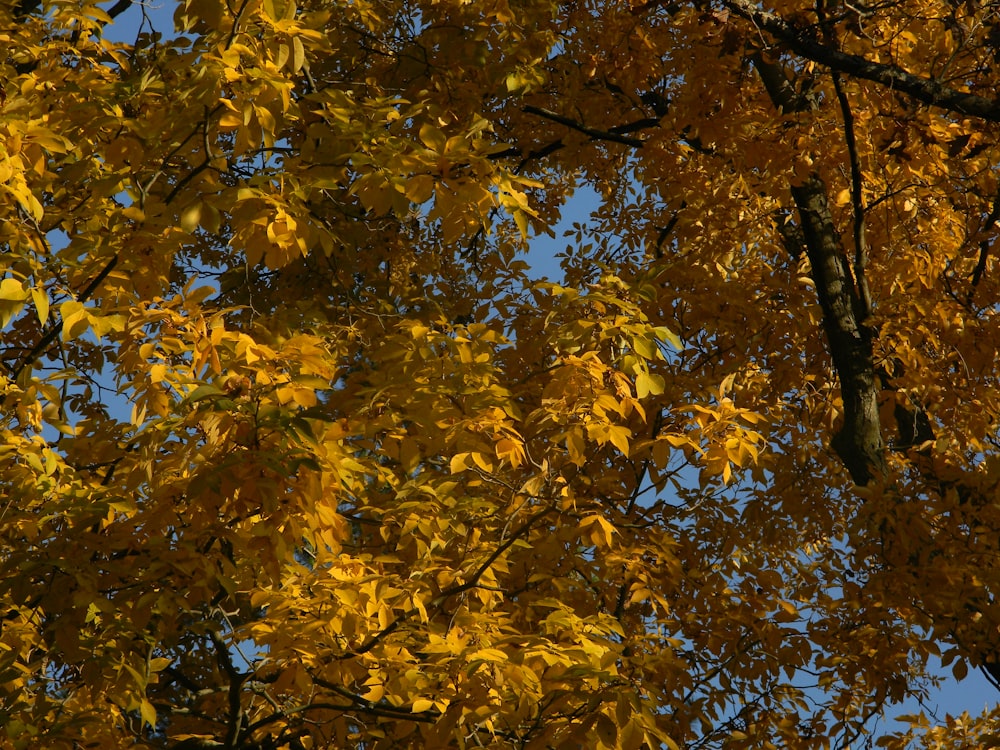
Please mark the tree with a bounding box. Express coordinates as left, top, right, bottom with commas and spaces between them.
5, 0, 1000, 746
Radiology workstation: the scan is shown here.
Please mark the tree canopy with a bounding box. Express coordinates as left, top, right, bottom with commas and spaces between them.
4, 0, 1000, 747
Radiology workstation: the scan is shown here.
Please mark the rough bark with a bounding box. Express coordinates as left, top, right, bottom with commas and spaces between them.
790, 176, 887, 486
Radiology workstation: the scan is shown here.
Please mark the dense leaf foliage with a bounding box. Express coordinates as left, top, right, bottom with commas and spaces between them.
4, 0, 1000, 747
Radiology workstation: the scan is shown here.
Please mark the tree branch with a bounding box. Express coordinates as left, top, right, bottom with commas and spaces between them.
725, 0, 1000, 120
791, 176, 886, 485
968, 191, 1000, 305
9, 254, 119, 381
210, 631, 247, 750
339, 507, 553, 659
750, 51, 887, 486
522, 105, 646, 147
105, 0, 133, 20
305, 676, 439, 723
831, 72, 873, 323
750, 52, 815, 113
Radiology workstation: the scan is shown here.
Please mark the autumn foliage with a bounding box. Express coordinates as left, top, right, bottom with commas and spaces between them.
5, 0, 1000, 747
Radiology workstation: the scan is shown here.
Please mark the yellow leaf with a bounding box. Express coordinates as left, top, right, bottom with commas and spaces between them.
579, 515, 616, 547
469, 648, 509, 662
404, 174, 436, 203
139, 699, 156, 728
635, 370, 665, 398
470, 451, 494, 471
952, 658, 968, 680
411, 698, 435, 713
595, 714, 618, 749
148, 657, 173, 672
180, 201, 202, 233
0, 278, 28, 302
604, 423, 632, 456
653, 326, 682, 350
292, 35, 306, 72
418, 123, 447, 152
59, 301, 90, 342
450, 453, 470, 473
30, 288, 48, 325
565, 428, 587, 465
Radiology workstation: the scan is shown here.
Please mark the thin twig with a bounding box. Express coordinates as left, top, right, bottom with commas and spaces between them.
831, 72, 872, 321
9, 254, 119, 381
967, 190, 1000, 305
522, 105, 645, 148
